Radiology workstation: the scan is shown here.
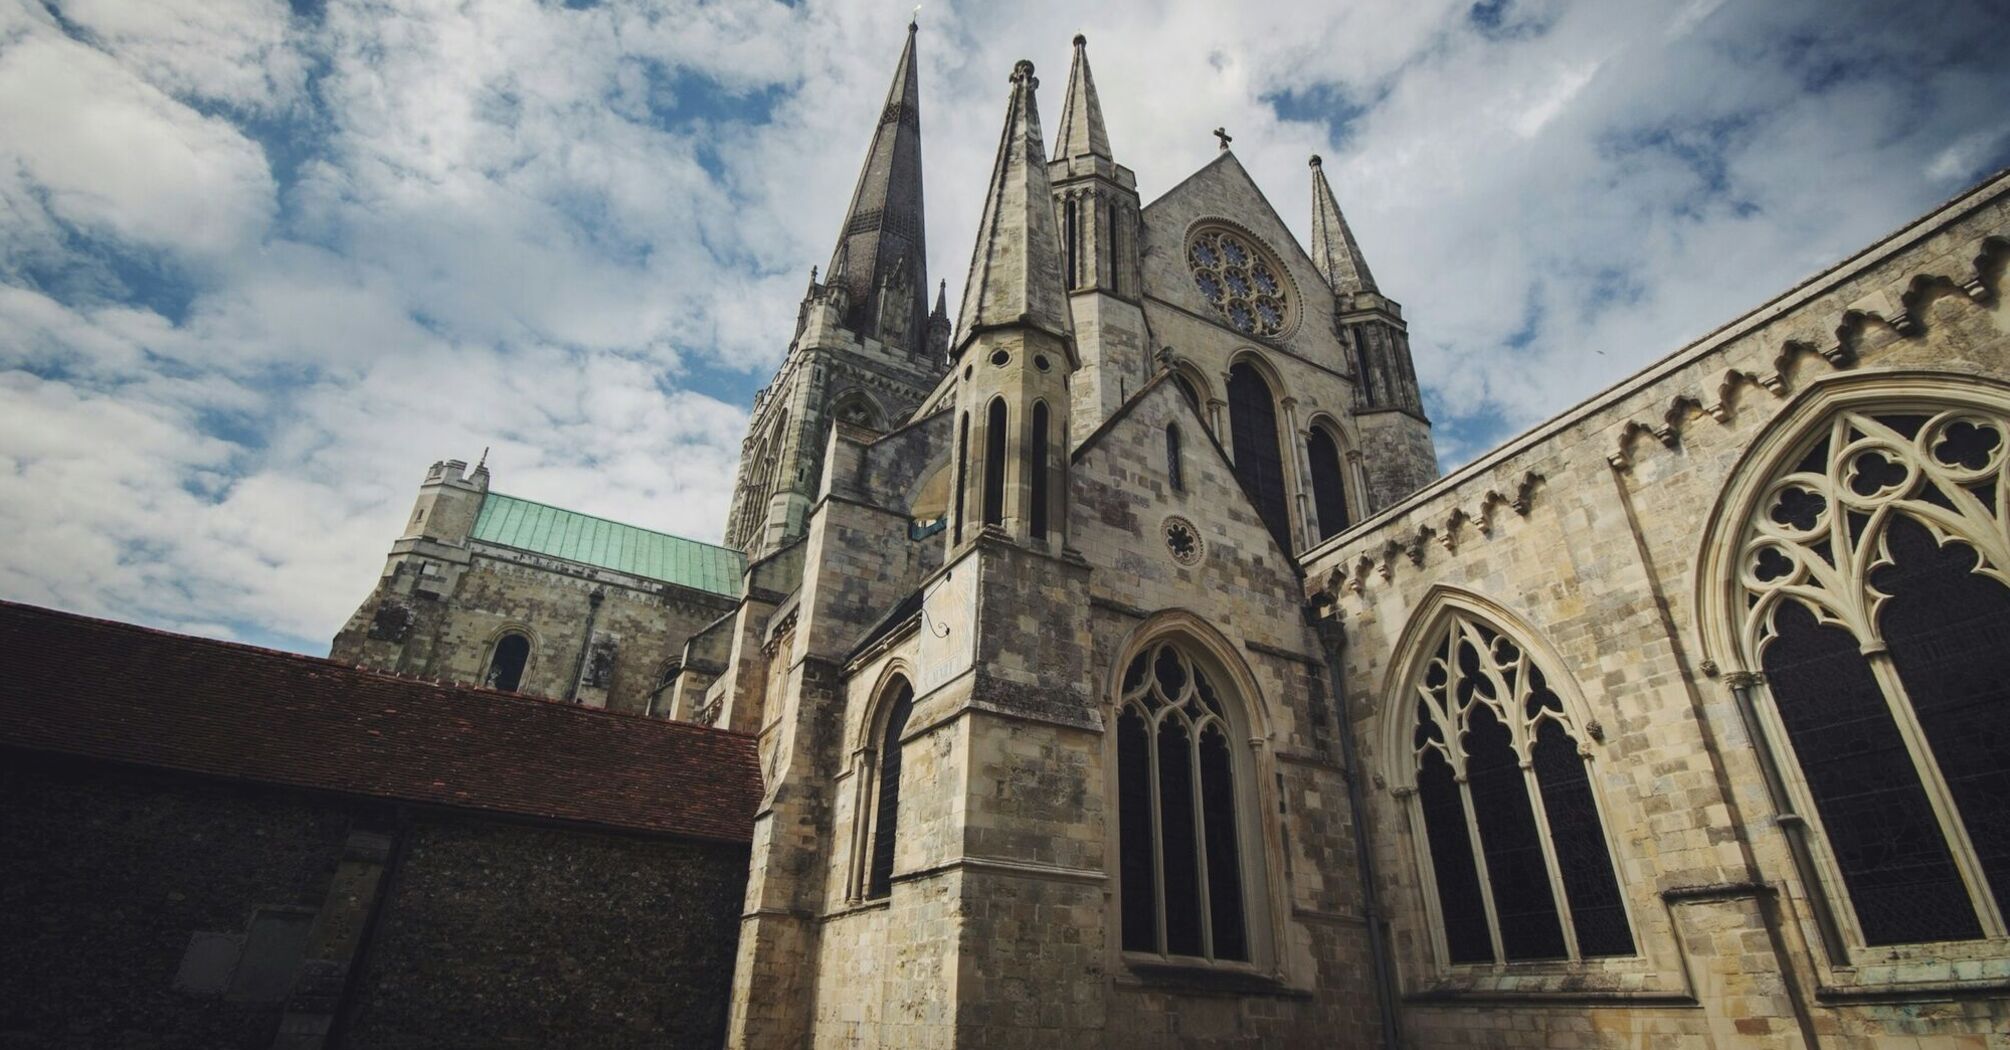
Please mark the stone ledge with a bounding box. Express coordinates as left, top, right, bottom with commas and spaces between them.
1116, 959, 1311, 1000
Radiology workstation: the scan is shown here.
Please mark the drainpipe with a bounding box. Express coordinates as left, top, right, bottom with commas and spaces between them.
1310, 608, 1401, 1050
564, 589, 605, 703
1726, 672, 1848, 963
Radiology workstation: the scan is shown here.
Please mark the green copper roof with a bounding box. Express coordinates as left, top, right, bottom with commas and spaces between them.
471, 493, 745, 597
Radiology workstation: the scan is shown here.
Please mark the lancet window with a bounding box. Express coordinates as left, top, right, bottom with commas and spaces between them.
1167, 424, 1185, 493
485, 632, 531, 693
866, 678, 915, 900
1117, 642, 1251, 963
1735, 404, 2010, 946
1406, 612, 1633, 964
1228, 363, 1291, 552
1308, 425, 1350, 540
983, 398, 1007, 528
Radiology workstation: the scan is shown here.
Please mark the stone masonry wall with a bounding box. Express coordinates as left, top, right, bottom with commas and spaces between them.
1304, 175, 2010, 1048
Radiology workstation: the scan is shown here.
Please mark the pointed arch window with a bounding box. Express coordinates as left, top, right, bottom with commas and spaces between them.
866, 678, 915, 900
1228, 363, 1291, 551
1406, 612, 1634, 964
485, 632, 531, 693
1117, 641, 1251, 962
1308, 425, 1350, 540
1030, 402, 1051, 539
1167, 424, 1185, 493
983, 398, 1007, 527
1734, 404, 2010, 946
954, 411, 969, 544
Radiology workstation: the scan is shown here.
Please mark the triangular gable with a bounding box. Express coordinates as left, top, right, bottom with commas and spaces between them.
1072, 369, 1302, 573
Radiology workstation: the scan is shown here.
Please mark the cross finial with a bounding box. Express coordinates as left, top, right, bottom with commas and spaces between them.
1213, 126, 1232, 151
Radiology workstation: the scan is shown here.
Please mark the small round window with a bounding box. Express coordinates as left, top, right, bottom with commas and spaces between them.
1188, 227, 1289, 338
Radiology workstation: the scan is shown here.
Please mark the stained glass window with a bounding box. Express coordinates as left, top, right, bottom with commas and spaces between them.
867, 679, 915, 899
1228, 363, 1292, 552
1308, 427, 1350, 540
1187, 228, 1289, 337
1738, 405, 2010, 946
1116, 642, 1252, 962
1406, 612, 1635, 965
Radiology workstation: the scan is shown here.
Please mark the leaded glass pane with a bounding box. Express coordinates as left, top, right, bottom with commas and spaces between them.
1417, 748, 1493, 964
1532, 720, 1634, 957
1158, 717, 1204, 957
868, 682, 914, 899
1118, 706, 1158, 952
1200, 726, 1248, 961
1228, 363, 1292, 552
1875, 516, 2010, 923
1763, 599, 1980, 944
1464, 701, 1568, 961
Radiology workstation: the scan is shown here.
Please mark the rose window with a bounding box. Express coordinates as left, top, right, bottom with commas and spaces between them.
1188, 228, 1288, 337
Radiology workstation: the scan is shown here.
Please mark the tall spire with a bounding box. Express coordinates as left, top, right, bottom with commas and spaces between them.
1052, 34, 1111, 164
826, 22, 929, 350
1308, 154, 1378, 296
953, 60, 1071, 355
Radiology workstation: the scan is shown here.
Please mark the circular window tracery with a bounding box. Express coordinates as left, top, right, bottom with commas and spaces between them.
1187, 227, 1290, 338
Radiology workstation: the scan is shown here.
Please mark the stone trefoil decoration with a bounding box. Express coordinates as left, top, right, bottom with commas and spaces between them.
1738, 407, 2009, 661
1188, 227, 1288, 337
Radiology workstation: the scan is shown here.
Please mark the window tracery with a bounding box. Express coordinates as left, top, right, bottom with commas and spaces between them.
1187, 227, 1289, 337
1406, 612, 1633, 964
1117, 641, 1250, 962
1736, 405, 2010, 945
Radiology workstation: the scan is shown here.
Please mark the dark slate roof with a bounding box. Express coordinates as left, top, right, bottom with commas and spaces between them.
0, 601, 762, 844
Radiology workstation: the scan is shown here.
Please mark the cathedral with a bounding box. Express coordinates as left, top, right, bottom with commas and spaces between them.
314, 23, 2010, 1049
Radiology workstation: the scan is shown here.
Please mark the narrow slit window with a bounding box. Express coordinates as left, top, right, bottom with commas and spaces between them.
983, 398, 1007, 527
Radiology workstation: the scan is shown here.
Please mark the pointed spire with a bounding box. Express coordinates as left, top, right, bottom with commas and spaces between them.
1052, 34, 1111, 164
826, 22, 929, 349
953, 60, 1072, 355
931, 279, 948, 319
1308, 154, 1378, 296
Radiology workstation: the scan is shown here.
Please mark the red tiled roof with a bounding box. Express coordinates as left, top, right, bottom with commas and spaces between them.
0, 601, 762, 844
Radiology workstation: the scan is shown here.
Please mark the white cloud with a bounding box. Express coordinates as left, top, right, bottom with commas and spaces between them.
0, 0, 2003, 652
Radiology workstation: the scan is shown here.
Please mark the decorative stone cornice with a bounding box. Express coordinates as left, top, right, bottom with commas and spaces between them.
1607, 235, 2007, 471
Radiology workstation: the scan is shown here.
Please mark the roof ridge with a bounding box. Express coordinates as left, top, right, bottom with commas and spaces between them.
0, 600, 758, 740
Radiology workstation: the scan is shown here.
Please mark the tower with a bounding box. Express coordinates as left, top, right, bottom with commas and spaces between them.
721, 23, 948, 558
1310, 154, 1438, 507
948, 58, 1077, 555
1049, 35, 1148, 445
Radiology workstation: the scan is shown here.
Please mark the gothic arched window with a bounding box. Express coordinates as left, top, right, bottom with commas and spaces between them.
1228, 362, 1291, 552
983, 398, 1007, 528
1734, 404, 2010, 946
1030, 402, 1050, 540
1308, 425, 1350, 540
954, 411, 969, 544
485, 632, 531, 693
1167, 424, 1185, 493
1405, 612, 1634, 964
867, 678, 915, 900
1117, 641, 1251, 962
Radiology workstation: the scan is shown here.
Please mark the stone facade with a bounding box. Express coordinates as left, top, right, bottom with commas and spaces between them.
332, 458, 740, 716
1303, 179, 2010, 1048
309, 21, 2010, 1050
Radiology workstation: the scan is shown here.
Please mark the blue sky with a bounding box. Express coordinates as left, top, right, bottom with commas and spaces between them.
1, 0, 2006, 653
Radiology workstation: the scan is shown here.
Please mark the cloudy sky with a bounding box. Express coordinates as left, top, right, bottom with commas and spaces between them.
2, 0, 2006, 654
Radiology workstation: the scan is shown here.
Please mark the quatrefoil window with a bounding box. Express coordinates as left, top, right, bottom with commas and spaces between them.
1187, 227, 1289, 338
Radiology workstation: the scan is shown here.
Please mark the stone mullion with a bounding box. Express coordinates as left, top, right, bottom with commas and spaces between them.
1188, 713, 1217, 961
844, 745, 875, 903
1454, 770, 1507, 966
1864, 652, 2009, 938
1146, 703, 1170, 955
1281, 396, 1312, 551
1518, 753, 1582, 961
